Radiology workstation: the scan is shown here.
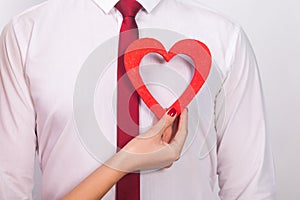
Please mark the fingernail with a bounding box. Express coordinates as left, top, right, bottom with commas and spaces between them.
167, 108, 177, 117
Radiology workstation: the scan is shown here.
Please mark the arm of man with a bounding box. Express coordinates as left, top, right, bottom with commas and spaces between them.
0, 20, 37, 199
215, 26, 276, 199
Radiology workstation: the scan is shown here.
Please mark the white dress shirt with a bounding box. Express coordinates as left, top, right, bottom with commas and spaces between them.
0, 0, 276, 199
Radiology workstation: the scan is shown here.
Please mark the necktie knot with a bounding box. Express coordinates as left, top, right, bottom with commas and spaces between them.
115, 0, 142, 18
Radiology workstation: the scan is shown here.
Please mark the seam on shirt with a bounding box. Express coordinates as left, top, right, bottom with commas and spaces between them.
225, 26, 242, 71
12, 15, 40, 124
214, 26, 241, 141
10, 0, 49, 21
9, 21, 38, 121
7, 0, 49, 74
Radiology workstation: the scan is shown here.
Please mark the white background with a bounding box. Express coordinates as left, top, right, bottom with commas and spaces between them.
0, 0, 299, 199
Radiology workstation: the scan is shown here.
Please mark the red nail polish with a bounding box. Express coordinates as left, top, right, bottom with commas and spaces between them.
167, 108, 177, 117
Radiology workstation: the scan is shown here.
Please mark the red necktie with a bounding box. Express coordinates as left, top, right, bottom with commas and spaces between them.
115, 1, 142, 200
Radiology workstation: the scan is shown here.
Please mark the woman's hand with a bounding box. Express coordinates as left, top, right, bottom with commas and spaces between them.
105, 108, 188, 172
61, 108, 188, 200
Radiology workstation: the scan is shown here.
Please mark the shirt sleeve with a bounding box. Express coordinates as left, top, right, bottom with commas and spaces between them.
215, 26, 276, 199
0, 21, 37, 199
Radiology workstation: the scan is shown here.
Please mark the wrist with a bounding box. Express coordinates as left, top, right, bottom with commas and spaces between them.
104, 150, 136, 173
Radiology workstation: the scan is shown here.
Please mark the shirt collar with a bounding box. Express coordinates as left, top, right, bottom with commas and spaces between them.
93, 0, 162, 14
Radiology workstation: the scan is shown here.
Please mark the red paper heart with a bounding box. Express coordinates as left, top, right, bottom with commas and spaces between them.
124, 38, 212, 118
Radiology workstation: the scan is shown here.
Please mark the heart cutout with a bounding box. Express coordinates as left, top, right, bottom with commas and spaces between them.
124, 38, 212, 118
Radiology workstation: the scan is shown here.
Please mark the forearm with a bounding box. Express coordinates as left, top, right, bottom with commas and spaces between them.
61, 109, 187, 199
61, 164, 126, 200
